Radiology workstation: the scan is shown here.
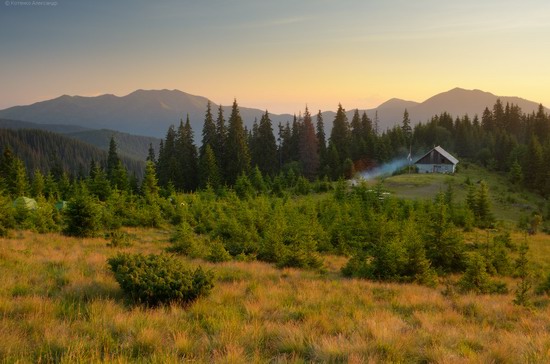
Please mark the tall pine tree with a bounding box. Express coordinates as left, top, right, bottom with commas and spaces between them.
176, 115, 199, 191
225, 100, 251, 185
299, 107, 320, 180
253, 111, 278, 176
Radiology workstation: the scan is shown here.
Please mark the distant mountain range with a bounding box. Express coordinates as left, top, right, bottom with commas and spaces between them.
0, 88, 547, 143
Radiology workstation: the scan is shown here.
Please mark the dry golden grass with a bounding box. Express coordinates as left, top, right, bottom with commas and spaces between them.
0, 229, 549, 362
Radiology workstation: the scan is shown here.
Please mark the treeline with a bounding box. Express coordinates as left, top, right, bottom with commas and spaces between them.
153, 100, 404, 192
414, 101, 550, 196
152, 99, 550, 198
0, 136, 143, 202
0, 128, 145, 179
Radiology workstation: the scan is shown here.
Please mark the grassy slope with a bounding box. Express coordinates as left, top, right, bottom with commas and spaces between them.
1, 229, 549, 363
379, 162, 545, 225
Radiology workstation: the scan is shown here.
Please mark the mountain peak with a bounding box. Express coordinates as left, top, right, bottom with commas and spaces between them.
377, 98, 418, 110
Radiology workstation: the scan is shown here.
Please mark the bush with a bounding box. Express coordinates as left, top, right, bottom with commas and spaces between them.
107, 230, 132, 247
107, 253, 214, 306
207, 239, 232, 263
169, 221, 210, 259
458, 253, 507, 294
63, 189, 103, 237
28, 197, 59, 233
0, 194, 15, 236
536, 272, 550, 295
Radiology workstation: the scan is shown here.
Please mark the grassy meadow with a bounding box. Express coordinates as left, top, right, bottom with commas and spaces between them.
1, 228, 549, 363
381, 162, 545, 226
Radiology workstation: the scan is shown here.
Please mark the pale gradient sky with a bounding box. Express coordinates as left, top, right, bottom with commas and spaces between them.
1, 0, 549, 114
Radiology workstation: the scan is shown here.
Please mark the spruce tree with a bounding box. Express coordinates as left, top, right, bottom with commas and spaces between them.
198, 144, 220, 189
146, 143, 156, 163
298, 107, 320, 180
278, 122, 292, 167
63, 184, 102, 238
44, 172, 59, 200
225, 100, 251, 185
475, 181, 494, 228
254, 111, 278, 176
350, 109, 363, 161
106, 136, 120, 184
402, 109, 412, 144
361, 111, 375, 159
141, 160, 160, 201
492, 99, 505, 130
31, 169, 45, 197
316, 110, 327, 173
523, 134, 544, 192
111, 160, 129, 191
513, 241, 532, 306
157, 125, 178, 188
509, 159, 523, 185
289, 114, 301, 162
200, 101, 217, 158
481, 107, 494, 132
328, 104, 351, 167
12, 159, 29, 197
177, 116, 199, 191
87, 164, 111, 201
0, 147, 15, 193
250, 165, 266, 194
425, 194, 465, 272
215, 104, 227, 182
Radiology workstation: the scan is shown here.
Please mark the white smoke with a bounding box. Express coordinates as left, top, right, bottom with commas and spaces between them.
357, 158, 411, 181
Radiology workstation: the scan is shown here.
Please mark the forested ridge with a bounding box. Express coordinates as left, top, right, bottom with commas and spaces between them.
0, 128, 145, 179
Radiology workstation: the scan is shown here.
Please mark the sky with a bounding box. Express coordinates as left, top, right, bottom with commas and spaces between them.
1, 0, 549, 114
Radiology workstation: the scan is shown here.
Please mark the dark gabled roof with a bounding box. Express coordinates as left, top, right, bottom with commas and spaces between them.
414, 146, 459, 165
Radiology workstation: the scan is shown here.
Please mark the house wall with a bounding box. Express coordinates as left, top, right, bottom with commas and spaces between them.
416, 164, 455, 173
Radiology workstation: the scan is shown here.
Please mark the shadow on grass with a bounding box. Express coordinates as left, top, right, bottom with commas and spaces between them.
62, 281, 123, 303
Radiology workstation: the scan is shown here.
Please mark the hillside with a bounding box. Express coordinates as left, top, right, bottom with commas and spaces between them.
0, 119, 161, 161
66, 129, 161, 161
0, 118, 90, 133
369, 163, 544, 226
0, 129, 145, 178
0, 88, 547, 140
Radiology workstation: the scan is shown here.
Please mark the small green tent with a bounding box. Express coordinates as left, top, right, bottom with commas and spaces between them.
55, 201, 67, 211
13, 196, 38, 211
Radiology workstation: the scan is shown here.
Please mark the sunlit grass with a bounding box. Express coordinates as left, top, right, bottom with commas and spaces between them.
0, 229, 549, 362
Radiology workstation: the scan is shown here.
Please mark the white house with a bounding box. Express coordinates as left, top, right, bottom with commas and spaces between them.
414, 146, 458, 173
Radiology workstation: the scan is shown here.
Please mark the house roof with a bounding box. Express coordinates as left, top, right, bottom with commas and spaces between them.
414, 146, 459, 165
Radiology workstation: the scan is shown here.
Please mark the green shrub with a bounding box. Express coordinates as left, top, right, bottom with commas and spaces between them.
107, 253, 214, 306
63, 189, 103, 237
28, 197, 59, 233
169, 221, 210, 259
341, 252, 372, 278
207, 239, 232, 263
536, 272, 550, 295
107, 230, 132, 247
0, 194, 15, 236
458, 253, 507, 294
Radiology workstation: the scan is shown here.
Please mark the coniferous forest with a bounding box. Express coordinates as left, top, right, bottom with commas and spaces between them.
1, 98, 550, 361
1, 98, 549, 275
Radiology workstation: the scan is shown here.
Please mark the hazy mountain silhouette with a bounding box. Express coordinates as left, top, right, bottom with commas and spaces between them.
0, 88, 546, 141
0, 90, 294, 139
